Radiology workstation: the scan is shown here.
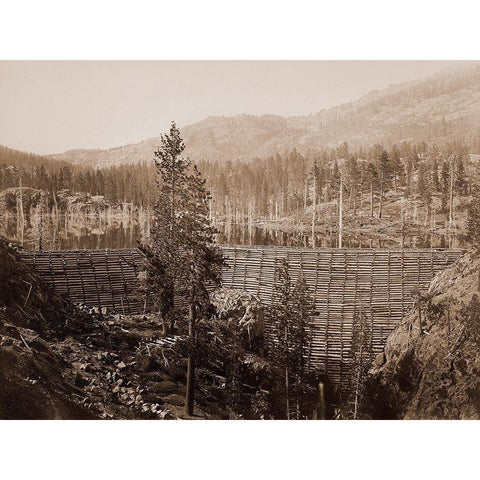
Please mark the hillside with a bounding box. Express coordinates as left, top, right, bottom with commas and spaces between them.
47, 63, 480, 168
0, 239, 238, 419
368, 251, 480, 419
0, 145, 65, 171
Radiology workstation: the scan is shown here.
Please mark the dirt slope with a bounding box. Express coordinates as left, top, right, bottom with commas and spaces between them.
0, 239, 98, 418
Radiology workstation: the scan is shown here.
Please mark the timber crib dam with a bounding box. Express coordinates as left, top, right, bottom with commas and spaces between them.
19, 246, 464, 388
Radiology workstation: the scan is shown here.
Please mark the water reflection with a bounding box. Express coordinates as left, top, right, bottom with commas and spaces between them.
0, 213, 469, 251
216, 223, 468, 249
0, 212, 147, 251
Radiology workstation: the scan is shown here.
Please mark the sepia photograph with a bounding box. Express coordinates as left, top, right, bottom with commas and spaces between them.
1, 59, 479, 421
1, 1, 479, 478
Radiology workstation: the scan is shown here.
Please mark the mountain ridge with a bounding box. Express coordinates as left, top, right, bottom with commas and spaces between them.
35, 63, 480, 167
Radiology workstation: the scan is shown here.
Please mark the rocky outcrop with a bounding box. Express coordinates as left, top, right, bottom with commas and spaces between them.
0, 323, 96, 419
368, 251, 480, 419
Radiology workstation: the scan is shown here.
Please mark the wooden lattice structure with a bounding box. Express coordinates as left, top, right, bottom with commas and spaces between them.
20, 246, 463, 387
19, 249, 146, 315
220, 246, 463, 386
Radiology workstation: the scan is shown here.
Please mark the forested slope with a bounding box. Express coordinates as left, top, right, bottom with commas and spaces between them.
47, 63, 480, 168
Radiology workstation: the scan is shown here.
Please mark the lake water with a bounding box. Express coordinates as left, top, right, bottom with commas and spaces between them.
0, 212, 469, 251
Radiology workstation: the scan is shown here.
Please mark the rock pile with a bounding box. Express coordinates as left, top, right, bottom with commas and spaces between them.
0, 239, 226, 419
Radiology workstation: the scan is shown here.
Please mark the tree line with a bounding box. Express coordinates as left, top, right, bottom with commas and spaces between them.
1, 140, 477, 229
198, 140, 474, 225
0, 145, 156, 207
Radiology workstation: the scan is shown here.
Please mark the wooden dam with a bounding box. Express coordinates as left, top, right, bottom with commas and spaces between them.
20, 246, 464, 388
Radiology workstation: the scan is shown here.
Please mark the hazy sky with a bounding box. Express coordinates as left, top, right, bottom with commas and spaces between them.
0, 60, 469, 155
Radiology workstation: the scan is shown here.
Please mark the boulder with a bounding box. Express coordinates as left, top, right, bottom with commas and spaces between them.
163, 394, 185, 407
149, 380, 178, 395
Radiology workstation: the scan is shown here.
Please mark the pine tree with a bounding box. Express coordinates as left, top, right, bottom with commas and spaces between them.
349, 308, 374, 419
378, 150, 391, 219
139, 123, 188, 325
345, 156, 359, 216
139, 122, 224, 416
456, 156, 468, 196
440, 160, 450, 213
389, 145, 402, 193
310, 159, 320, 247
267, 260, 315, 419
366, 163, 378, 217
431, 155, 440, 192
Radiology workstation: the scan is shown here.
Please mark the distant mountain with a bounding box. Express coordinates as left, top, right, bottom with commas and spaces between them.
0, 145, 64, 171
48, 63, 480, 168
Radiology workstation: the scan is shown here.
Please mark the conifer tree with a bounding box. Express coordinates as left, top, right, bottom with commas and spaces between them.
431, 156, 440, 192
366, 162, 378, 217
268, 260, 315, 419
456, 156, 468, 196
349, 308, 374, 419
378, 150, 391, 218
389, 145, 402, 193
139, 122, 224, 416
440, 160, 450, 213
310, 159, 320, 247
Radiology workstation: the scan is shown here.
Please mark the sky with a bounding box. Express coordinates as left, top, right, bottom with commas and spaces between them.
0, 60, 469, 155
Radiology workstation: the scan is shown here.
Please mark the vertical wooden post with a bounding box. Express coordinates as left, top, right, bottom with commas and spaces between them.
313, 381, 326, 419
318, 382, 325, 419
